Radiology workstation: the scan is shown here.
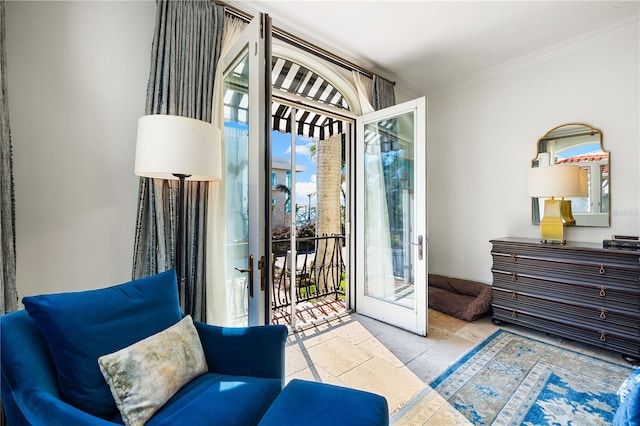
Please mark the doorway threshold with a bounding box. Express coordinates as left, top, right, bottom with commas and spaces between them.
273, 299, 350, 332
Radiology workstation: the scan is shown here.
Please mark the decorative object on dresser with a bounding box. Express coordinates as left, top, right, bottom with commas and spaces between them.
490, 237, 640, 362
604, 235, 640, 251
526, 164, 583, 244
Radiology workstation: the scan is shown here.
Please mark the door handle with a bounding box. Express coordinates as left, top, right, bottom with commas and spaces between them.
409, 235, 424, 260
258, 256, 266, 291
235, 254, 254, 298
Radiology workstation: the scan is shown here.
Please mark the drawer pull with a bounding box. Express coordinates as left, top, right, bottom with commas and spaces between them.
511, 291, 518, 300
599, 264, 606, 275
511, 254, 517, 263
599, 287, 607, 297
511, 273, 518, 282
600, 332, 607, 342
599, 309, 607, 319
511, 310, 518, 318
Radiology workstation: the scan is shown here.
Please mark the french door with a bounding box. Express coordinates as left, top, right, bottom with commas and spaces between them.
217, 13, 426, 332
218, 14, 271, 326
355, 97, 428, 335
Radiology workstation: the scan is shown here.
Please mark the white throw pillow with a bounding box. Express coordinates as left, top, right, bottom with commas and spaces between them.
98, 315, 208, 426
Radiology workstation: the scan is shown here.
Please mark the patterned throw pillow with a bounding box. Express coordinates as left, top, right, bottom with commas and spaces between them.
98, 315, 208, 426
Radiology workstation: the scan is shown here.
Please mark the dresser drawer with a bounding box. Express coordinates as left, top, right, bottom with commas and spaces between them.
492, 252, 640, 289
491, 239, 640, 269
493, 306, 640, 357
493, 288, 640, 337
492, 270, 640, 312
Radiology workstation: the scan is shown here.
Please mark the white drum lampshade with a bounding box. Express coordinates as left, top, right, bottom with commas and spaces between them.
526, 165, 582, 199
134, 114, 221, 181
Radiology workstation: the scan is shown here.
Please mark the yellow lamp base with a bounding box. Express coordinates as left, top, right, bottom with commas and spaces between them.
561, 199, 576, 225
540, 199, 566, 244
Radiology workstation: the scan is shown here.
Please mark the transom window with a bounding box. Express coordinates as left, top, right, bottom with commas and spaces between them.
223, 55, 351, 140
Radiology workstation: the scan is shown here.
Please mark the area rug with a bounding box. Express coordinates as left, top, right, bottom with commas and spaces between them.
392, 329, 634, 425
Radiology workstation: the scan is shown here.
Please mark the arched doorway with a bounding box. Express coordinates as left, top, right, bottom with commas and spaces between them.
269, 49, 359, 329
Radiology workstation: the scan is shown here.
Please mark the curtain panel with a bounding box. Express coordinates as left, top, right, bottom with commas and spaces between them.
206, 16, 247, 326
352, 71, 374, 115
361, 74, 397, 298
133, 0, 224, 322
0, 0, 18, 316
372, 75, 395, 110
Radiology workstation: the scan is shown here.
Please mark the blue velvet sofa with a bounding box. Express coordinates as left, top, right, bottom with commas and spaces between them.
614, 367, 640, 426
1, 270, 389, 425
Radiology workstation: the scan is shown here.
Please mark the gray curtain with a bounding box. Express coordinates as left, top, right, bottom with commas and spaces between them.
372, 75, 395, 110
371, 74, 400, 261
0, 0, 17, 316
133, 0, 224, 322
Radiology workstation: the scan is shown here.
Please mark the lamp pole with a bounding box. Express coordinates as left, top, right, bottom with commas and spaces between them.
307, 193, 312, 222
173, 173, 191, 308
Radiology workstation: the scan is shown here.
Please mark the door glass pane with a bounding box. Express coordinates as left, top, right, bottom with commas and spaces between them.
363, 112, 415, 309
224, 48, 250, 326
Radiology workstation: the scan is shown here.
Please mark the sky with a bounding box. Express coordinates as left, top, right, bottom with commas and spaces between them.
272, 130, 317, 206
555, 142, 602, 160
224, 122, 318, 206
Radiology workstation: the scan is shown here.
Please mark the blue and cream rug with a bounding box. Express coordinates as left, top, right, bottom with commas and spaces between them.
392, 329, 634, 425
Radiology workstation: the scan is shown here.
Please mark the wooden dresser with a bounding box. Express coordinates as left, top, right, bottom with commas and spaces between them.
491, 237, 640, 360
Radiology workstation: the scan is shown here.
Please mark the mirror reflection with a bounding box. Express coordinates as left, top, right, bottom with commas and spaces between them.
532, 123, 609, 227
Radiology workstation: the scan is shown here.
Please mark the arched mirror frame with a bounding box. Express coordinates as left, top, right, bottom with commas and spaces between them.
532, 123, 610, 227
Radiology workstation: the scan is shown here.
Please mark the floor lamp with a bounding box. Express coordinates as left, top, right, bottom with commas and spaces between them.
134, 115, 221, 303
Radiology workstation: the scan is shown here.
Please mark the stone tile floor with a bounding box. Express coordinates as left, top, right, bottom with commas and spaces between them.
285, 309, 635, 424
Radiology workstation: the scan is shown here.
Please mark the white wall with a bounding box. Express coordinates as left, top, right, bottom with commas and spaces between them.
6, 2, 638, 299
6, 1, 156, 298
427, 24, 640, 283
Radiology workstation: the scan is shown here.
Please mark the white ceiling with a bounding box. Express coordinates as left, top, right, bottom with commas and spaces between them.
232, 1, 639, 95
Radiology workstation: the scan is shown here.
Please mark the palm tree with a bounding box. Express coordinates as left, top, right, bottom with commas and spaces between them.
274, 184, 291, 226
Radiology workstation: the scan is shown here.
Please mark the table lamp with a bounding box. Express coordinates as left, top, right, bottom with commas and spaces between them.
527, 165, 581, 244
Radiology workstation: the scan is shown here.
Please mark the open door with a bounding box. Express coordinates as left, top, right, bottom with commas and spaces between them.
355, 97, 427, 335
218, 14, 272, 326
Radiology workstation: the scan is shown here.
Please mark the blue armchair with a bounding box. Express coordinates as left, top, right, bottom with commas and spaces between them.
614, 367, 640, 426
1, 271, 288, 425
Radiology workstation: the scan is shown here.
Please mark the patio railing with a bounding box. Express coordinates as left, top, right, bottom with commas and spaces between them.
271, 234, 345, 313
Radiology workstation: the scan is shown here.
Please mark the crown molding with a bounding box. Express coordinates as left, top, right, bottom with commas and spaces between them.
430, 16, 640, 96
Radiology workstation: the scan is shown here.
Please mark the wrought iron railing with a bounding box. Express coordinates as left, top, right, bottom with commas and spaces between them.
271, 234, 345, 312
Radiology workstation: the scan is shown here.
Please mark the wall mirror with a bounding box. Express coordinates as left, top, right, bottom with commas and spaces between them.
532, 123, 609, 227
